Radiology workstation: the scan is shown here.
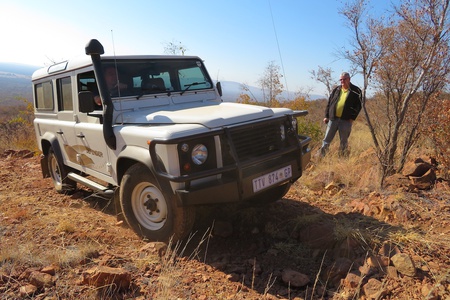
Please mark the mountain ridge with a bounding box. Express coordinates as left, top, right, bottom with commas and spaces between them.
0, 62, 324, 105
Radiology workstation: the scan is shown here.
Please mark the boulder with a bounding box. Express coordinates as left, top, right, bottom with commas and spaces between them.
29, 271, 54, 288
409, 169, 436, 190
391, 253, 416, 277
363, 278, 388, 299
80, 266, 131, 289
281, 269, 310, 288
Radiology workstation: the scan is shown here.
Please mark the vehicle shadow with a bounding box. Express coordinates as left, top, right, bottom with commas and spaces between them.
75, 188, 405, 299
180, 197, 405, 299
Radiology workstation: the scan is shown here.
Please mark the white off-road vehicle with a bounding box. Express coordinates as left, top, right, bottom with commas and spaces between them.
33, 39, 311, 242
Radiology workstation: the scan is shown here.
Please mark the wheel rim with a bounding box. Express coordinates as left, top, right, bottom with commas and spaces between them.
131, 182, 168, 231
49, 154, 63, 189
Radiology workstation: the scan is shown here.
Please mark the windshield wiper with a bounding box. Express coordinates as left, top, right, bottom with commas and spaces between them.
180, 82, 206, 95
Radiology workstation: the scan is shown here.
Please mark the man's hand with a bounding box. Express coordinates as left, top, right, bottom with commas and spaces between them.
323, 118, 329, 124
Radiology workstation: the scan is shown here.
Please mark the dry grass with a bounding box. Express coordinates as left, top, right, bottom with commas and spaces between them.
0, 104, 448, 298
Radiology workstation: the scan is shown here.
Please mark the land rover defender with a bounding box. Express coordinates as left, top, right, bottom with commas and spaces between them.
32, 39, 311, 242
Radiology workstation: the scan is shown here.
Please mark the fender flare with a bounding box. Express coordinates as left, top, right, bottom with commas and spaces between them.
39, 132, 64, 178
116, 146, 171, 193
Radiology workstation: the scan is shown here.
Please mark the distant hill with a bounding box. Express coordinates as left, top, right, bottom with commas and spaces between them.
219, 81, 324, 103
0, 62, 323, 106
0, 62, 40, 106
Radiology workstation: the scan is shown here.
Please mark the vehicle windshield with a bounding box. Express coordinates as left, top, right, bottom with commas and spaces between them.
100, 58, 213, 98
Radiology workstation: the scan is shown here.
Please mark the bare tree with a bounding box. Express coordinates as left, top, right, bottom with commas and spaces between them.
163, 40, 187, 55
310, 66, 335, 98
258, 61, 284, 105
240, 83, 259, 102
340, 0, 450, 184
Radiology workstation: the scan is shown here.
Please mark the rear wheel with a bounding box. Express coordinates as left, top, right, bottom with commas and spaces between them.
120, 163, 195, 243
47, 148, 76, 194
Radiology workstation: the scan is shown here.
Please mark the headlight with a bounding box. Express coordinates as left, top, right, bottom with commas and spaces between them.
191, 144, 208, 165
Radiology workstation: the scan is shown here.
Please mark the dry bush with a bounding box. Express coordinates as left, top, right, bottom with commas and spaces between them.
422, 96, 450, 179
301, 119, 381, 192
0, 102, 37, 153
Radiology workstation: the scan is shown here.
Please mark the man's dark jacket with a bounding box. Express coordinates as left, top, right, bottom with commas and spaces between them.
325, 83, 362, 121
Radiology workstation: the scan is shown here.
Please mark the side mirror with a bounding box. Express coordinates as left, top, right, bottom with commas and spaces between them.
78, 91, 96, 113
216, 81, 223, 97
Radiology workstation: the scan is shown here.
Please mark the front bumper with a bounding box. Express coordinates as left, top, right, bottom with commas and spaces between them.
150, 130, 311, 206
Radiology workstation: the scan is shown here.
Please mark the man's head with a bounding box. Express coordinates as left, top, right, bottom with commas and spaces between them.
104, 66, 118, 90
339, 72, 351, 89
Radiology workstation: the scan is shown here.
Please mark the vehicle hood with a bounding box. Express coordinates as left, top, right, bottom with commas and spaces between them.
116, 102, 291, 128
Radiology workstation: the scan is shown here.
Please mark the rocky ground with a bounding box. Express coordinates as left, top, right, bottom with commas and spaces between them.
0, 150, 449, 299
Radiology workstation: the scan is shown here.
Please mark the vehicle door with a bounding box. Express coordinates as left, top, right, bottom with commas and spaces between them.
73, 70, 111, 176
52, 76, 81, 169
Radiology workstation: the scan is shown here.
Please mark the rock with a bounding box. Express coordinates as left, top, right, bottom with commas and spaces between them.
298, 222, 335, 249
29, 270, 54, 288
391, 253, 416, 277
409, 169, 436, 190
363, 278, 388, 299
226, 273, 240, 282
379, 241, 401, 258
80, 266, 131, 289
322, 257, 353, 287
342, 272, 362, 288
139, 242, 168, 257
393, 206, 411, 222
41, 265, 57, 276
386, 266, 398, 278
359, 262, 377, 277
367, 255, 389, 270
19, 284, 38, 297
421, 283, 439, 300
281, 269, 310, 288
349, 199, 372, 216
384, 173, 413, 191
404, 161, 432, 177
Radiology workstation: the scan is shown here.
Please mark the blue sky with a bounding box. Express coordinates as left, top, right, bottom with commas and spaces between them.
0, 0, 394, 96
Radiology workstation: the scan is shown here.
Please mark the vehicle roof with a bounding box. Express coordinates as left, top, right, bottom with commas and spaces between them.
32, 54, 203, 80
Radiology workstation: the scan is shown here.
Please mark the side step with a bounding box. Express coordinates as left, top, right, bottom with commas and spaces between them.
68, 172, 114, 195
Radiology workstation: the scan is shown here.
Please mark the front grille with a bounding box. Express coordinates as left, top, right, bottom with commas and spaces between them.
228, 120, 284, 162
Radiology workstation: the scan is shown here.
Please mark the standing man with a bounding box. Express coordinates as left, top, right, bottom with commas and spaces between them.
320, 72, 362, 157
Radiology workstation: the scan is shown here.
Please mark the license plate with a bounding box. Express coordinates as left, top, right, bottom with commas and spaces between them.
252, 165, 292, 193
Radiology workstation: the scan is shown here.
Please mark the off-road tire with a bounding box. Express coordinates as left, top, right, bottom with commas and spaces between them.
47, 148, 76, 194
119, 163, 195, 243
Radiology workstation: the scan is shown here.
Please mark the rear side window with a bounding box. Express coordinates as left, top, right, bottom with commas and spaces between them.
57, 77, 73, 111
35, 81, 54, 110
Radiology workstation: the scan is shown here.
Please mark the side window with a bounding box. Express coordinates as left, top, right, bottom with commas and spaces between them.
57, 77, 73, 111
35, 81, 54, 110
78, 71, 97, 94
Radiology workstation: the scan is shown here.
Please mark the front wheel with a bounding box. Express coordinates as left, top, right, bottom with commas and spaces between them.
119, 163, 195, 243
